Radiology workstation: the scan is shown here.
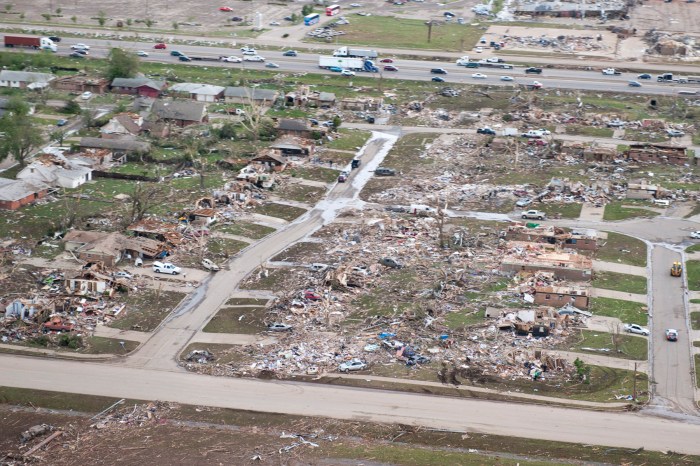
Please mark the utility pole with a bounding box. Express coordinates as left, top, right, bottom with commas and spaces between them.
425, 21, 433, 43
633, 362, 638, 401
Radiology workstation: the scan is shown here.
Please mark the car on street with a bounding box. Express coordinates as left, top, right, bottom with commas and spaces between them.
56, 119, 68, 126
471, 73, 487, 79
379, 58, 394, 63
136, 50, 149, 57
667, 129, 685, 137
515, 198, 532, 207
178, 55, 192, 62
265, 62, 280, 68
170, 50, 183, 56
375, 167, 396, 176
474, 46, 483, 53
201, 258, 220, 272
525, 67, 542, 74
500, 75, 514, 81
243, 55, 265, 62
282, 50, 297, 56
152, 261, 181, 275
339, 359, 367, 373
431, 76, 445, 82
80, 91, 93, 100
341, 69, 356, 77
665, 329, 678, 341
430, 68, 447, 74
521, 129, 546, 138
521, 209, 546, 220
48, 36, 61, 42
71, 43, 90, 50
623, 323, 650, 336
690, 231, 700, 239
154, 43, 167, 49
628, 80, 642, 87
113, 271, 133, 279
383, 65, 398, 72
269, 21, 280, 26
477, 127, 496, 135
337, 171, 348, 183
638, 73, 652, 80
328, 66, 343, 72
379, 257, 403, 268
219, 6, 233, 11
69, 52, 85, 58
267, 323, 292, 332
240, 46, 255, 52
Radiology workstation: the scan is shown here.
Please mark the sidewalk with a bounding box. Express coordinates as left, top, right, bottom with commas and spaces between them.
0, 343, 115, 360
544, 350, 648, 373
592, 260, 648, 277
93, 325, 150, 343
590, 288, 647, 304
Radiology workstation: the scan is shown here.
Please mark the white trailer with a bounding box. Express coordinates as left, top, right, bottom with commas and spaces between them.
319, 56, 363, 70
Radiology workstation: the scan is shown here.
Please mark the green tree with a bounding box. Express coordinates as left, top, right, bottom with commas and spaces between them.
4, 4, 12, 13
126, 18, 132, 26
62, 100, 81, 114
218, 122, 236, 140
50, 129, 66, 145
0, 99, 42, 167
71, 15, 76, 23
301, 4, 314, 16
331, 115, 342, 132
172, 21, 178, 30
18, 12, 24, 19
105, 47, 140, 80
55, 7, 61, 15
97, 10, 106, 26
145, 18, 154, 28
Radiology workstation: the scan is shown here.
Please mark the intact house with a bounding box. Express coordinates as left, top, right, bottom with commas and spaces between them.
110, 77, 166, 98
79, 137, 151, 157
150, 100, 208, 127
269, 136, 314, 158
100, 113, 143, 139
51, 75, 109, 94
276, 118, 325, 139
0, 179, 49, 210
0, 70, 54, 89
533, 285, 590, 309
224, 87, 279, 106
500, 245, 593, 281
170, 83, 225, 102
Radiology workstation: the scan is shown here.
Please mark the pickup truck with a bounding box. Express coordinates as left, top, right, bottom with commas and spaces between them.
152, 261, 182, 275
602, 68, 622, 75
521, 129, 549, 138
521, 210, 546, 220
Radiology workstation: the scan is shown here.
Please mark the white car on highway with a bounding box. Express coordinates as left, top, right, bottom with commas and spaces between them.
220, 56, 242, 63
341, 69, 356, 77
243, 55, 265, 62
71, 43, 90, 50
500, 76, 514, 81
471, 73, 487, 79
136, 51, 149, 57
623, 323, 650, 336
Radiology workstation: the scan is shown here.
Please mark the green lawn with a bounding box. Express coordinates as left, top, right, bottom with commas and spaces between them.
309, 16, 482, 52
215, 222, 276, 240
444, 309, 486, 329
537, 203, 583, 219
603, 202, 659, 221
325, 129, 372, 151
288, 166, 339, 184
108, 290, 187, 332
572, 330, 648, 360
275, 182, 326, 204
225, 297, 270, 306
82, 337, 140, 354
254, 202, 307, 221
202, 306, 268, 334
595, 232, 647, 267
696, 355, 700, 388
687, 260, 700, 291
691, 312, 700, 331
592, 271, 647, 295
565, 125, 614, 138
687, 244, 700, 253
589, 297, 649, 326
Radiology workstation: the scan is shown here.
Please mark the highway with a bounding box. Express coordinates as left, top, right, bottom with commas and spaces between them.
47, 36, 700, 97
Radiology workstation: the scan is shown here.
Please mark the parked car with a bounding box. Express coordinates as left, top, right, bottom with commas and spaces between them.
500, 75, 514, 81
474, 46, 483, 53
136, 50, 149, 57
230, 16, 244, 21
521, 209, 546, 220
515, 198, 532, 207
476, 127, 496, 135
431, 76, 445, 82
379, 257, 403, 269
380, 58, 394, 63
243, 55, 265, 62
304, 290, 322, 301
80, 91, 93, 100
665, 329, 678, 341
430, 68, 447, 74
328, 66, 343, 72
638, 73, 652, 80
383, 65, 398, 72
471, 73, 487, 79
269, 21, 280, 26
219, 6, 233, 11
338, 171, 348, 182
690, 231, 700, 239
607, 119, 626, 128
69, 52, 85, 58
375, 167, 396, 176
201, 258, 220, 272
113, 271, 133, 279
524, 67, 542, 74
623, 323, 650, 336
282, 50, 298, 56
628, 80, 642, 87
338, 358, 367, 373
667, 129, 685, 137
152, 261, 181, 275
154, 43, 167, 49
267, 323, 292, 332
56, 119, 68, 127
265, 62, 280, 68
521, 130, 545, 138
71, 43, 90, 50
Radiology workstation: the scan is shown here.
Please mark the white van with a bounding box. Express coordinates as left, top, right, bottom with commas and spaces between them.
652, 199, 670, 207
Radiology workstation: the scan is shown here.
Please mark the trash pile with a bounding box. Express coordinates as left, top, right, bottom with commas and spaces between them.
644, 30, 700, 59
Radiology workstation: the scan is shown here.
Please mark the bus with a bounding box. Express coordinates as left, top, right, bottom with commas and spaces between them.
304, 13, 320, 25
326, 4, 341, 16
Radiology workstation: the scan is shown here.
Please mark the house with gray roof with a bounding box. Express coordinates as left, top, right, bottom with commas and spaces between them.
171, 83, 225, 102
224, 87, 279, 105
0, 70, 54, 89
151, 100, 208, 127
79, 137, 151, 154
0, 178, 49, 210
111, 77, 166, 98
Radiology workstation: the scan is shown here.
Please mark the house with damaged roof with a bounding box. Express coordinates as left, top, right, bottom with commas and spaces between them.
0, 179, 49, 210
150, 100, 208, 127
111, 77, 166, 98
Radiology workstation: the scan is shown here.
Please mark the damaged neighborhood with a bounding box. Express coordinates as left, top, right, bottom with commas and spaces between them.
1, 0, 700, 463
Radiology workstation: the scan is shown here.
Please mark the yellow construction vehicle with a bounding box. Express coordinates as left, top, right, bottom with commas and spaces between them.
671, 262, 682, 277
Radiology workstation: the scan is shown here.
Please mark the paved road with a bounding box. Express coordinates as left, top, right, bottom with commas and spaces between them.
122, 136, 392, 369
650, 246, 697, 414
2, 355, 700, 454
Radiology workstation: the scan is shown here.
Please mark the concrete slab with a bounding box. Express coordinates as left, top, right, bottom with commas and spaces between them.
578, 203, 605, 222
93, 325, 149, 343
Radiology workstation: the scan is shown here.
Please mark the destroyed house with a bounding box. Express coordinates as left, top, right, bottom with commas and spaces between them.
534, 285, 590, 309
79, 137, 151, 155
127, 219, 182, 245
121, 236, 167, 260
269, 137, 313, 157
501, 250, 592, 281
503, 225, 597, 251
251, 152, 287, 171
151, 100, 208, 127
64, 270, 113, 296
51, 75, 109, 94
626, 180, 661, 200
626, 144, 689, 166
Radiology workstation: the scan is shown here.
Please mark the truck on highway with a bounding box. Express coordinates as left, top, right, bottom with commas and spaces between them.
601, 68, 622, 75
658, 73, 688, 83
3, 35, 57, 52
333, 46, 378, 59
319, 56, 378, 72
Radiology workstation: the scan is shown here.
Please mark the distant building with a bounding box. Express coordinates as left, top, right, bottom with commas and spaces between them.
0, 70, 54, 89
111, 77, 166, 98
223, 87, 279, 105
52, 75, 109, 94
151, 100, 208, 127
534, 285, 590, 309
170, 83, 225, 102
0, 179, 49, 210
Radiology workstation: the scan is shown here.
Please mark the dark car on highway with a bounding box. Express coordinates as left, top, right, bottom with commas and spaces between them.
477, 127, 496, 135
430, 68, 447, 74
282, 50, 298, 56
69, 52, 85, 58
431, 77, 445, 82
48, 36, 61, 42
525, 67, 542, 74
638, 73, 652, 80
383, 65, 398, 72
